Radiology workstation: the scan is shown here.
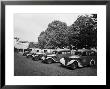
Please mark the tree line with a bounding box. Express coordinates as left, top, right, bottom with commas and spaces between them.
38, 14, 97, 49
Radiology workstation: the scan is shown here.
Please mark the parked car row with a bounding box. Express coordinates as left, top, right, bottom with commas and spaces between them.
22, 48, 97, 70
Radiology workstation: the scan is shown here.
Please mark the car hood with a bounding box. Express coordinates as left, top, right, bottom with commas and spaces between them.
47, 54, 56, 57
36, 53, 45, 55
69, 55, 80, 58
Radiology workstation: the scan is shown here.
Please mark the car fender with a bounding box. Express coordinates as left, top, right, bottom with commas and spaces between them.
27, 54, 31, 56
60, 58, 65, 65
46, 57, 55, 61
26, 54, 29, 56
67, 60, 83, 67
90, 59, 96, 65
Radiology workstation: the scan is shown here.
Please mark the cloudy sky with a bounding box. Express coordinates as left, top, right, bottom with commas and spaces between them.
14, 13, 91, 42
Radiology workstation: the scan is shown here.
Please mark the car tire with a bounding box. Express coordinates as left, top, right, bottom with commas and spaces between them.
27, 55, 31, 58
33, 56, 39, 61
38, 55, 42, 60
46, 58, 53, 64
70, 61, 78, 70
90, 60, 95, 67
26, 56, 29, 58
32, 57, 35, 61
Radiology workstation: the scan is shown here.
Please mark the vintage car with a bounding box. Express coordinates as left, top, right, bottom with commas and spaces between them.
22, 51, 29, 56
60, 50, 97, 69
32, 52, 46, 61
41, 49, 71, 64
26, 52, 33, 58
26, 49, 37, 58
22, 49, 32, 56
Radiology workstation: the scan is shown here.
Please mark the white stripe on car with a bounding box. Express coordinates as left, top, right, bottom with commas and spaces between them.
60, 58, 65, 65
67, 60, 83, 67
41, 56, 45, 60
67, 60, 76, 66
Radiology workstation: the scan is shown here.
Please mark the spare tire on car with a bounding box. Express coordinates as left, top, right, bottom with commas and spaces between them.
70, 61, 78, 70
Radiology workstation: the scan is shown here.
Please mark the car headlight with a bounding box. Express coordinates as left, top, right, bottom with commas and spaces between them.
41, 56, 45, 60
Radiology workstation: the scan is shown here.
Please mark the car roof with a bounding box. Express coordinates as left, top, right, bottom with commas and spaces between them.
36, 52, 45, 54
76, 49, 96, 53
56, 49, 71, 52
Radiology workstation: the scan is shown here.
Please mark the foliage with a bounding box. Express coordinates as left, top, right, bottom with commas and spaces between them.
38, 14, 97, 49
67, 14, 97, 49
28, 42, 39, 48
38, 20, 69, 49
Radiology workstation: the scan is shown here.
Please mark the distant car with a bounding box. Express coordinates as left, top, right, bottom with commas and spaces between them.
42, 49, 71, 64
32, 52, 46, 61
22, 51, 30, 56
22, 49, 32, 56
26, 53, 33, 58
26, 50, 36, 58
60, 50, 97, 70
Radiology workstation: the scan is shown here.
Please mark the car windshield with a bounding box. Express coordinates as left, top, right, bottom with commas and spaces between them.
81, 51, 97, 56
82, 52, 88, 56
75, 51, 82, 55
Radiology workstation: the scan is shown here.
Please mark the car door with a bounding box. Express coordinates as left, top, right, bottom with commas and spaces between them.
57, 51, 71, 60
80, 51, 92, 66
55, 51, 63, 62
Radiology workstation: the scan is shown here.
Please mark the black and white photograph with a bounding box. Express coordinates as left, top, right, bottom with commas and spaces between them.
14, 13, 97, 76
3, 3, 107, 85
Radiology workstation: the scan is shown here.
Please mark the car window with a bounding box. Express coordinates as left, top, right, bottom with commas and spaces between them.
75, 52, 82, 55
52, 51, 57, 54
44, 50, 47, 53
89, 51, 96, 56
36, 50, 39, 52
82, 52, 88, 56
58, 52, 62, 54
57, 51, 71, 54
66, 51, 71, 54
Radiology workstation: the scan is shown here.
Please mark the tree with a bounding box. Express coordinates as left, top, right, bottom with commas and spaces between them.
75, 14, 97, 48
38, 14, 97, 49
38, 20, 69, 49
68, 14, 97, 49
38, 31, 47, 49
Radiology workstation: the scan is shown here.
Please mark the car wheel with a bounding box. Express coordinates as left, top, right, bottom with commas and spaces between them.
32, 57, 35, 61
27, 55, 31, 58
90, 60, 95, 67
70, 61, 78, 70
33, 56, 39, 61
26, 55, 29, 58
46, 58, 53, 64
38, 55, 42, 60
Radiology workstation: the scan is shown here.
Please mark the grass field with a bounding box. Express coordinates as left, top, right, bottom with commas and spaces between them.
14, 52, 97, 76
